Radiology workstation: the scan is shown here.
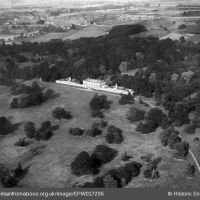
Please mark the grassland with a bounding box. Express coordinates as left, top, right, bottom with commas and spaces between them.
0, 82, 199, 188
27, 25, 108, 43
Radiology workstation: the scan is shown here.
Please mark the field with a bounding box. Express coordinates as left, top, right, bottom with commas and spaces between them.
27, 31, 76, 43
27, 26, 108, 43
0, 82, 200, 188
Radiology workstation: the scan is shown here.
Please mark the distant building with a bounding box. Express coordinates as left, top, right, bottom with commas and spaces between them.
83, 78, 105, 89
56, 77, 134, 95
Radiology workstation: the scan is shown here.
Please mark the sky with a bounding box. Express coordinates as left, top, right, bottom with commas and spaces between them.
0, 0, 189, 8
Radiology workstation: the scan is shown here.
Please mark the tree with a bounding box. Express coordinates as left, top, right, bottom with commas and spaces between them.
70, 151, 92, 176
103, 174, 118, 188
40, 121, 51, 131
52, 107, 72, 120
127, 107, 145, 123
186, 164, 195, 178
136, 120, 157, 134
106, 126, 123, 144
146, 108, 165, 127
174, 141, 189, 160
125, 161, 142, 178
69, 128, 85, 136
24, 122, 36, 139
35, 129, 54, 141
86, 128, 102, 137
184, 124, 196, 134
91, 145, 117, 165
89, 94, 112, 112
0, 117, 12, 135
119, 93, 134, 105
10, 98, 18, 108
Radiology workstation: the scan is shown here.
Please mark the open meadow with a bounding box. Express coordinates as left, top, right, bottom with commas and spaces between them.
0, 81, 199, 188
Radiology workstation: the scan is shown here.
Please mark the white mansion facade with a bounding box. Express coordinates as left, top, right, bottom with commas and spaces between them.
56, 77, 134, 95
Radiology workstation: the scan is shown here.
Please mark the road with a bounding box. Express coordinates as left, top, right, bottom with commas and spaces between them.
136, 96, 200, 175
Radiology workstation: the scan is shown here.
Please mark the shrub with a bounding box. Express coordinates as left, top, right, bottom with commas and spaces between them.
136, 120, 157, 134
127, 107, 145, 123
85, 128, 102, 137
159, 126, 181, 149
144, 168, 160, 180
52, 107, 72, 120
89, 94, 112, 111
35, 129, 53, 141
89, 94, 112, 118
161, 117, 172, 129
0, 166, 17, 187
0, 163, 26, 188
146, 108, 166, 127
24, 122, 36, 139
186, 164, 195, 178
91, 145, 117, 165
167, 131, 182, 150
102, 174, 118, 188
100, 120, 108, 128
70, 151, 92, 176
194, 137, 199, 142
121, 152, 132, 162
40, 121, 51, 131
178, 24, 186, 29
69, 128, 85, 136
14, 137, 32, 147
173, 141, 189, 160
125, 161, 142, 178
0, 117, 12, 135
106, 126, 123, 144
10, 98, 18, 108
106, 132, 123, 144
115, 166, 132, 186
119, 93, 134, 105
91, 109, 104, 118
184, 124, 195, 134
91, 121, 100, 129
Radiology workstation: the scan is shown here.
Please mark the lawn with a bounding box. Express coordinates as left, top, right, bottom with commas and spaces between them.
0, 82, 199, 188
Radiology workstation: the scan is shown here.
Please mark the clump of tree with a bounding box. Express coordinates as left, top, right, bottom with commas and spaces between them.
109, 24, 147, 38
105, 125, 123, 144
24, 121, 55, 141
89, 94, 112, 118
119, 93, 134, 105
79, 161, 142, 188
127, 107, 145, 123
159, 126, 189, 160
70, 145, 118, 176
0, 163, 27, 188
52, 107, 72, 120
10, 82, 58, 109
69, 128, 85, 136
136, 120, 157, 134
